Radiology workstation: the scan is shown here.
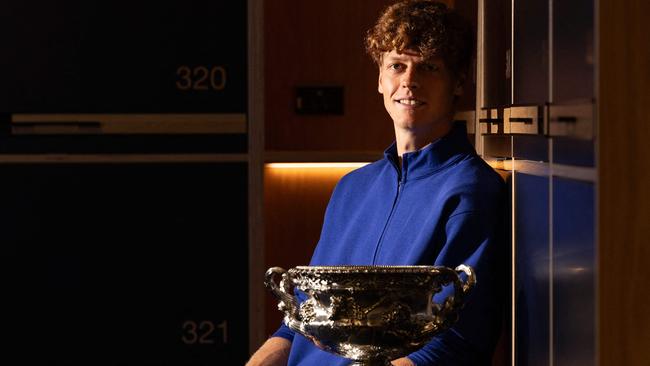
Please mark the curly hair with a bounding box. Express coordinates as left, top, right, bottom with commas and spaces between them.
365, 0, 473, 78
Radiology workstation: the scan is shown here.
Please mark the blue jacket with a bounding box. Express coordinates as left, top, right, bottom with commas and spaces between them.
273, 123, 507, 365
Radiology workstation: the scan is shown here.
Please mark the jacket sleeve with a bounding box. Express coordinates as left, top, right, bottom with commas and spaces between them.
270, 287, 312, 342
271, 323, 295, 342
407, 208, 507, 366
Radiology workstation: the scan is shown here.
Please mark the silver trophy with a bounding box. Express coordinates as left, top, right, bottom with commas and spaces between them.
265, 265, 475, 366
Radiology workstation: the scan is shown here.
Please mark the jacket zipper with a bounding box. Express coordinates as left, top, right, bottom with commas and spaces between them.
372, 176, 404, 264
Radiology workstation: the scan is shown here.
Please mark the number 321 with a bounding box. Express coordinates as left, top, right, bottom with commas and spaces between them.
182, 320, 228, 345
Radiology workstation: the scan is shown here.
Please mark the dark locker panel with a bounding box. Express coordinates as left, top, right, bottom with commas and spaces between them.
513, 135, 549, 162
483, 134, 511, 159
1, 1, 247, 114
553, 136, 595, 167
0, 0, 248, 154
553, 0, 594, 103
0, 133, 248, 155
515, 173, 550, 366
513, 0, 549, 105
453, 0, 478, 112
553, 177, 595, 366
3, 163, 249, 365
483, 0, 511, 108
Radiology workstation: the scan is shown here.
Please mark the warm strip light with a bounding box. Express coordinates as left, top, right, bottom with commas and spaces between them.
266, 162, 370, 169
485, 159, 514, 171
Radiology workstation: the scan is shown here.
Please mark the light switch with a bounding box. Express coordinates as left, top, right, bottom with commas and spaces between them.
295, 86, 344, 115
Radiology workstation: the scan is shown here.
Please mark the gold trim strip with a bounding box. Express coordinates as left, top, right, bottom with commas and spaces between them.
11, 113, 247, 134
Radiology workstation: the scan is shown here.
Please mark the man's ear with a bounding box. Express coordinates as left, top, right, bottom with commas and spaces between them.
378, 71, 384, 94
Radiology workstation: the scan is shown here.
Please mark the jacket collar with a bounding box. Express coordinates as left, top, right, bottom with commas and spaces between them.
383, 122, 475, 181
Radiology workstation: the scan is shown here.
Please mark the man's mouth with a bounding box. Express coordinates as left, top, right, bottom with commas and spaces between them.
395, 98, 425, 106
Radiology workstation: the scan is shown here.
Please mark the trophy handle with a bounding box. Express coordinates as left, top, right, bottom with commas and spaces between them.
425, 264, 476, 334
264, 267, 300, 322
454, 264, 476, 297
440, 264, 476, 318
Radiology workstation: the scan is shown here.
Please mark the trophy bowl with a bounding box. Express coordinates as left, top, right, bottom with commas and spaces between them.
265, 265, 475, 366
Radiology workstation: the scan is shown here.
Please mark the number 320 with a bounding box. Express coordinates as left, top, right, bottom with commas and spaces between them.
176, 65, 226, 91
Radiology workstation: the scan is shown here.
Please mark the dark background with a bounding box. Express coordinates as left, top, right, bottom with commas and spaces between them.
0, 0, 246, 113
3, 163, 249, 365
1, 1, 249, 365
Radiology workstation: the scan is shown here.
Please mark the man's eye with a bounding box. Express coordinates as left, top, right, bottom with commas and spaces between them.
389, 63, 404, 71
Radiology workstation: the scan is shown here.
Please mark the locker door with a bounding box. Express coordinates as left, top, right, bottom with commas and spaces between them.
553, 0, 595, 103
513, 0, 549, 105
483, 0, 511, 108
3, 163, 249, 365
515, 172, 550, 366
552, 177, 595, 366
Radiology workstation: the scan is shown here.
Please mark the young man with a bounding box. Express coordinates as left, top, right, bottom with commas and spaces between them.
247, 1, 506, 365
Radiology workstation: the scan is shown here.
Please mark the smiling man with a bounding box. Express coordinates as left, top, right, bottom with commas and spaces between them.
379, 49, 459, 158
247, 1, 506, 365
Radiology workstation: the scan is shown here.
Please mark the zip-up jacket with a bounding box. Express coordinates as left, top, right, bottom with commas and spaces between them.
273, 123, 507, 366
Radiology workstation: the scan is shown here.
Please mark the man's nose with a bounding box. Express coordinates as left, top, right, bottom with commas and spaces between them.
400, 69, 419, 89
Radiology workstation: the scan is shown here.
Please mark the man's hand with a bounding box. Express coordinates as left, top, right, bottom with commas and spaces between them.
246, 337, 292, 366
391, 357, 416, 366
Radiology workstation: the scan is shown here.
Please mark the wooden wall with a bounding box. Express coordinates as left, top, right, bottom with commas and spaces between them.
264, 0, 393, 151
264, 0, 454, 152
598, 0, 650, 365
263, 166, 359, 336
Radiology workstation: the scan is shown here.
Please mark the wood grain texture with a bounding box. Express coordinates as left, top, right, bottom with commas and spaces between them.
598, 0, 650, 364
264, 0, 456, 151
248, 0, 266, 352
263, 166, 358, 336
264, 0, 394, 151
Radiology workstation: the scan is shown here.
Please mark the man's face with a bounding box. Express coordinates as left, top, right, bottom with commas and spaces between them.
378, 50, 461, 133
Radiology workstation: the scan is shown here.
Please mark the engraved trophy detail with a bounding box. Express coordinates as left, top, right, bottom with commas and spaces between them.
265, 265, 475, 366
